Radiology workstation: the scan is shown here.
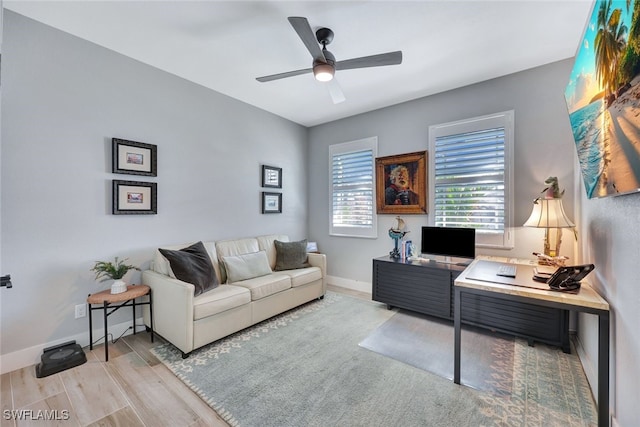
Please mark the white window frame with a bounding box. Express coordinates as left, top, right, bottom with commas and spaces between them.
428, 111, 514, 249
329, 137, 378, 238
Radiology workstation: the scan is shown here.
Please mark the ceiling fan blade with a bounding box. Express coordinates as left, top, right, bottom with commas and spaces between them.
327, 79, 346, 104
256, 68, 312, 82
336, 51, 403, 71
288, 17, 326, 61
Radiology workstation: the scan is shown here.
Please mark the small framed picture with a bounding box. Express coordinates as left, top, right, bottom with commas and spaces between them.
262, 192, 282, 214
113, 180, 157, 215
262, 165, 282, 188
112, 138, 157, 176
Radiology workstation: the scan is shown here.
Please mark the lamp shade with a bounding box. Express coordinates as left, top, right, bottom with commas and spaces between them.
523, 198, 575, 228
313, 63, 334, 82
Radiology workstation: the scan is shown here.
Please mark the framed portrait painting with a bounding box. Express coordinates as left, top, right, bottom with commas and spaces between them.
112, 138, 157, 177
375, 151, 427, 214
112, 180, 157, 215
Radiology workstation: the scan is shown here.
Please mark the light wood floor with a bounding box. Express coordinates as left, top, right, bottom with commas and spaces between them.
1, 285, 369, 427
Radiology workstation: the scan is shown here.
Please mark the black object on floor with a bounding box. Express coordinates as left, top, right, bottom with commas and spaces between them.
35, 340, 87, 378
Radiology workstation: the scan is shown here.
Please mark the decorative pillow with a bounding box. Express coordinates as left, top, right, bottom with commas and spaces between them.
222, 251, 272, 283
159, 241, 219, 296
274, 239, 310, 271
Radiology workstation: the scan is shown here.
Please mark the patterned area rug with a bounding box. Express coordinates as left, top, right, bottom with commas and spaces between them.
152, 292, 597, 427
361, 309, 598, 425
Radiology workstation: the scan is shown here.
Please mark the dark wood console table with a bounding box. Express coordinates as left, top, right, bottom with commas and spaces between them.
372, 256, 570, 352
454, 258, 610, 427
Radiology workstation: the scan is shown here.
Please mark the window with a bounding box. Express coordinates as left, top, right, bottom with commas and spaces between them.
329, 137, 378, 238
428, 111, 514, 249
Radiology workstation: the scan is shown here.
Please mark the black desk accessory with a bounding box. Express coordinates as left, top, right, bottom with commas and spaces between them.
538, 264, 595, 292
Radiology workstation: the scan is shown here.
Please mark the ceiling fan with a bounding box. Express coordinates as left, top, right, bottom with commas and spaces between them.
256, 17, 403, 104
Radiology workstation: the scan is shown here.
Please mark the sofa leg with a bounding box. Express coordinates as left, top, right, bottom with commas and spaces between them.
318, 295, 325, 300
181, 351, 190, 359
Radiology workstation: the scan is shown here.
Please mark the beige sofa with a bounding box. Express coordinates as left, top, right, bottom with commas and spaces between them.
142, 235, 326, 358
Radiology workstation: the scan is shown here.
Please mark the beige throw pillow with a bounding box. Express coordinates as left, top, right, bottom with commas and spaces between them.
222, 250, 272, 283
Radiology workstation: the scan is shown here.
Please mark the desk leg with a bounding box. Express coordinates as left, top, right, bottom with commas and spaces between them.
103, 301, 109, 362
598, 312, 610, 427
454, 286, 461, 384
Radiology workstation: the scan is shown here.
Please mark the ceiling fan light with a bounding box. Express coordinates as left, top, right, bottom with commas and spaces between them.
313, 63, 334, 82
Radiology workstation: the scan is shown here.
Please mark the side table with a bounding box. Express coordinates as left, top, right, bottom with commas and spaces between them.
87, 284, 154, 361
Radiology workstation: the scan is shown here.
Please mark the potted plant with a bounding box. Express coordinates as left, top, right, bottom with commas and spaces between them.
90, 257, 140, 294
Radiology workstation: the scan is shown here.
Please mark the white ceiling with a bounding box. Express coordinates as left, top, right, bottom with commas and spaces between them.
5, 1, 593, 127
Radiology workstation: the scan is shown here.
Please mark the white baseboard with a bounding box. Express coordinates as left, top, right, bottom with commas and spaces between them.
0, 317, 144, 374
327, 275, 371, 294
573, 334, 598, 401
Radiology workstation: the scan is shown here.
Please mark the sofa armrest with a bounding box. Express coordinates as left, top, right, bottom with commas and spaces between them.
307, 253, 327, 294
142, 270, 195, 354
307, 253, 326, 276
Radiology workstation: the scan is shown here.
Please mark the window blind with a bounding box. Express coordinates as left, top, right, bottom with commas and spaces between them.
429, 111, 514, 249
434, 127, 505, 231
329, 137, 377, 238
332, 150, 374, 227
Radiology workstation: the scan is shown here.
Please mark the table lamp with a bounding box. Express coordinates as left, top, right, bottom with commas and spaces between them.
523, 198, 575, 257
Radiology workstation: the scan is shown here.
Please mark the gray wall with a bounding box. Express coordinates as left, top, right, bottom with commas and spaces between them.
307, 58, 640, 425
578, 191, 640, 427
308, 60, 578, 283
1, 12, 307, 357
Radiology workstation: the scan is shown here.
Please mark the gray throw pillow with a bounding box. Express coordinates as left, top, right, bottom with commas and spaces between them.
159, 241, 219, 296
274, 239, 310, 271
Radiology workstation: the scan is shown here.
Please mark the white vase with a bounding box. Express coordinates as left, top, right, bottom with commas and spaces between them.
110, 279, 127, 294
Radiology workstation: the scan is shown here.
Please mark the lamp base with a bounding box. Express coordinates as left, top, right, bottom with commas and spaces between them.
544, 228, 563, 258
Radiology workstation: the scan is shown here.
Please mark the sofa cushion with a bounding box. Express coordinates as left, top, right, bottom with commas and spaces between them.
232, 274, 291, 300
274, 239, 310, 271
257, 234, 289, 269
276, 266, 323, 288
193, 285, 251, 320
159, 241, 219, 296
222, 250, 272, 283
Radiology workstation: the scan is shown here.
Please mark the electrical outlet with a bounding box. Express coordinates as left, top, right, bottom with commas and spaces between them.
75, 304, 86, 319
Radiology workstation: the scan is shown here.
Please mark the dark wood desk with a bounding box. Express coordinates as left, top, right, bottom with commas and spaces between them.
453, 257, 610, 427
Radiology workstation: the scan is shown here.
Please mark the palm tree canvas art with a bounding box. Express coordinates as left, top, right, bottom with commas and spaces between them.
565, 0, 640, 198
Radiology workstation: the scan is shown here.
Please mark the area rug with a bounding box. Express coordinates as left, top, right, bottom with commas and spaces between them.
359, 309, 515, 395
151, 292, 597, 427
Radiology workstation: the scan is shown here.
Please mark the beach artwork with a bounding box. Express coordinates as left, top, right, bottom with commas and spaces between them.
565, 0, 640, 198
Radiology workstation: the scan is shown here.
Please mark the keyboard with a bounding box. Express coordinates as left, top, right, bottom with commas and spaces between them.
496, 264, 517, 278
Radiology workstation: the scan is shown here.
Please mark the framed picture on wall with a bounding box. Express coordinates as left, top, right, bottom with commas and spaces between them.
375, 151, 427, 214
112, 180, 157, 215
262, 165, 282, 188
112, 138, 157, 176
262, 192, 282, 214
564, 0, 640, 198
